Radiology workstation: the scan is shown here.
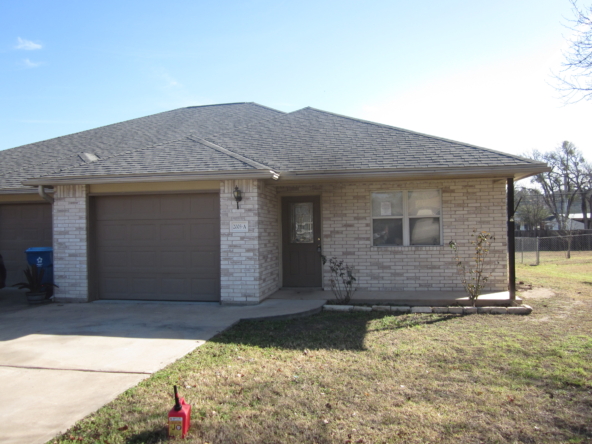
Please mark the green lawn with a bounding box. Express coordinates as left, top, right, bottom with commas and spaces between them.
50, 261, 592, 444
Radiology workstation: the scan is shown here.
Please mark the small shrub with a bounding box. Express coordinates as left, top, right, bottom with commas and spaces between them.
449, 230, 495, 306
322, 256, 357, 304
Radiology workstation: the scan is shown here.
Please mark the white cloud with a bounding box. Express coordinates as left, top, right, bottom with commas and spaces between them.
16, 37, 42, 50
22, 58, 43, 68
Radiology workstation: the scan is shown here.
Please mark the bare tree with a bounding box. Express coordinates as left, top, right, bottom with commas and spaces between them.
528, 142, 582, 229
584, 162, 592, 228
515, 187, 551, 231
571, 153, 592, 228
556, 1, 592, 102
527, 142, 585, 257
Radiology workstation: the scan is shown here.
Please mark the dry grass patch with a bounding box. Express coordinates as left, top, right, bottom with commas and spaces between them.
50, 260, 592, 444
517, 253, 592, 301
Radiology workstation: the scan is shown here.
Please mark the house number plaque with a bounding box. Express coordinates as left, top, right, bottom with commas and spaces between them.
230, 221, 248, 232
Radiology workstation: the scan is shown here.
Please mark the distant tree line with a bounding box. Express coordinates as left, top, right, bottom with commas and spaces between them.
518, 141, 591, 231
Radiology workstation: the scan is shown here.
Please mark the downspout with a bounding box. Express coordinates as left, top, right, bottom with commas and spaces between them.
38, 185, 54, 204
507, 178, 516, 302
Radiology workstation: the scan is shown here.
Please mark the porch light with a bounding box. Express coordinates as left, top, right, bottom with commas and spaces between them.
233, 186, 242, 209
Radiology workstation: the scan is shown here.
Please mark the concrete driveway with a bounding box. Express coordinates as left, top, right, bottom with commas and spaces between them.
0, 289, 325, 444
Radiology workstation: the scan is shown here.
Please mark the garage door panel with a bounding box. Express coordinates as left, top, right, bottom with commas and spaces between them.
93, 194, 220, 301
131, 197, 160, 217
131, 224, 159, 241
102, 277, 128, 294
161, 251, 188, 268
129, 251, 159, 269
97, 223, 128, 241
161, 278, 189, 294
190, 195, 218, 218
0, 204, 52, 285
2, 227, 18, 239
190, 222, 218, 242
161, 224, 186, 241
191, 251, 217, 269
190, 279, 219, 300
95, 198, 130, 220
161, 196, 189, 215
132, 278, 159, 294
20, 205, 44, 219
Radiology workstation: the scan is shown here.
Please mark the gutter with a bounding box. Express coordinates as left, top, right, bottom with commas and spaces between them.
276, 165, 551, 182
38, 186, 54, 203
22, 169, 279, 187
20, 164, 548, 187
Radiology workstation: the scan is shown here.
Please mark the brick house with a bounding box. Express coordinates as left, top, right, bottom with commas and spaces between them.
0, 103, 548, 304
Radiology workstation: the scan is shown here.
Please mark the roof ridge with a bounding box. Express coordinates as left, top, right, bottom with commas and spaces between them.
188, 136, 273, 171
246, 102, 288, 114
300, 107, 545, 165
0, 108, 201, 154
183, 102, 251, 108
7, 103, 287, 183
2, 103, 282, 154
198, 107, 293, 140
183, 102, 286, 115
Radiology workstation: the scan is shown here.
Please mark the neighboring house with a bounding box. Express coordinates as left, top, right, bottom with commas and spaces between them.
514, 218, 551, 231
545, 214, 586, 231
0, 103, 548, 304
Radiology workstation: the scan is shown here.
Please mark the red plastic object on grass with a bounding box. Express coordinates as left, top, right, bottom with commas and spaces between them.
168, 385, 191, 439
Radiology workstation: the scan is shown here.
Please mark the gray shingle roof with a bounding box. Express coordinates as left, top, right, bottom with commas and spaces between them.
2, 103, 547, 189
205, 107, 540, 172
45, 137, 261, 177
0, 103, 284, 190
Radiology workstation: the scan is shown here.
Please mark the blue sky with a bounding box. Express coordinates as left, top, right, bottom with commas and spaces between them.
2, 0, 591, 163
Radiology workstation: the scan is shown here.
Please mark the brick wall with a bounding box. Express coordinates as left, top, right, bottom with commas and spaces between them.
257, 181, 281, 300
53, 185, 89, 302
275, 178, 507, 292
220, 179, 281, 304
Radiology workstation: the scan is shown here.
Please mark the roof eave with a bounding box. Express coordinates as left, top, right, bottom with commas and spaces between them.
0, 188, 44, 195
21, 169, 275, 186
276, 165, 550, 182
19, 164, 549, 187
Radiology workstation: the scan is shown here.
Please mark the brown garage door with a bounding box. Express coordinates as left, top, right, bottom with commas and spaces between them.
92, 193, 220, 301
0, 203, 53, 286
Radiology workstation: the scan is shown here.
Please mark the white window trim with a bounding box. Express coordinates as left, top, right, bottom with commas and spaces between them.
370, 189, 443, 247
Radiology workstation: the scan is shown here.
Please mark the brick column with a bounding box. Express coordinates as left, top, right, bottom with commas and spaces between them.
53, 185, 89, 302
220, 179, 280, 304
220, 179, 259, 304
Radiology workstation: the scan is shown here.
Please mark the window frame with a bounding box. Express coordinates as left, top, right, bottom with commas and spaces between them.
370, 189, 443, 247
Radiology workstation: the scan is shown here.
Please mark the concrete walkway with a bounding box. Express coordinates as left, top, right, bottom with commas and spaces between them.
0, 289, 326, 444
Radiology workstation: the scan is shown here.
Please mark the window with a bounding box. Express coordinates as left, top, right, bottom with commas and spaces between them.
371, 190, 441, 246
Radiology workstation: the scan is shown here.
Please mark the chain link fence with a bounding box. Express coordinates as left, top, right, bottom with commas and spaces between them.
516, 234, 592, 265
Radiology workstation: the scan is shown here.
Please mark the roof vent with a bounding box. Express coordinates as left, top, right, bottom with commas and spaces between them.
79, 152, 99, 163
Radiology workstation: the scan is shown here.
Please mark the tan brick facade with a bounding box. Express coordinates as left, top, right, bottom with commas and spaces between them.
49, 177, 507, 304
275, 177, 507, 293
52, 185, 89, 302
220, 179, 281, 304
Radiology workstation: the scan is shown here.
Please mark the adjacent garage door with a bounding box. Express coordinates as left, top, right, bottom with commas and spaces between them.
0, 203, 53, 286
92, 193, 220, 301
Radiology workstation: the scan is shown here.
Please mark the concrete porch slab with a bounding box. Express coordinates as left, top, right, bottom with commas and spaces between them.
269, 288, 520, 306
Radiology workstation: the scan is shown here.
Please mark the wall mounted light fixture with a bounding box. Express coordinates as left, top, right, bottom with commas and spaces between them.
233, 186, 242, 209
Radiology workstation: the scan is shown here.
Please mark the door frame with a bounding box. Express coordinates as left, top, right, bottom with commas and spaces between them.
280, 195, 323, 288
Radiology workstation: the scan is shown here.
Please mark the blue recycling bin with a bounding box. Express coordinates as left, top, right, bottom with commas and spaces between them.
26, 247, 54, 287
